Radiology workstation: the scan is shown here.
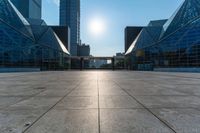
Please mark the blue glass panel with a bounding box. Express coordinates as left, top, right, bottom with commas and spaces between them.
146, 26, 163, 41
161, 0, 200, 39
0, 20, 37, 64
37, 28, 65, 53
30, 25, 49, 41
0, 0, 34, 39
134, 28, 155, 49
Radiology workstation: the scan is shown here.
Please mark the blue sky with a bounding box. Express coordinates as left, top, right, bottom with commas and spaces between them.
42, 0, 184, 56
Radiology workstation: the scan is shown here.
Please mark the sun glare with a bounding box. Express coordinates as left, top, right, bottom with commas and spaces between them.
89, 17, 106, 36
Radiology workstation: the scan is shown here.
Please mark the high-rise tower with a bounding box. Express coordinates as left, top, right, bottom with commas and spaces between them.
60, 0, 80, 56
10, 0, 42, 19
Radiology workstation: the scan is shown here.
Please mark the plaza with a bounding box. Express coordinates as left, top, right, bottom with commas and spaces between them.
1, 71, 200, 133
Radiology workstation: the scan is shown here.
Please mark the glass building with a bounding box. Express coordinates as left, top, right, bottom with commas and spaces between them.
10, 0, 41, 19
0, 0, 70, 70
125, 0, 200, 70
124, 26, 143, 52
60, 0, 80, 56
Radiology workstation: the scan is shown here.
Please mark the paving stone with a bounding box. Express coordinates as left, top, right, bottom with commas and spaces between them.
99, 88, 128, 96
124, 87, 187, 96
99, 96, 143, 109
135, 96, 200, 108
0, 96, 26, 109
0, 71, 200, 133
37, 89, 73, 97
55, 96, 98, 109
100, 109, 174, 133
9, 96, 61, 110
25, 109, 98, 133
150, 108, 200, 133
68, 89, 98, 96
0, 109, 45, 133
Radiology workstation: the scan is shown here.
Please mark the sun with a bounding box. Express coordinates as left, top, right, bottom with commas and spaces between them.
89, 17, 106, 36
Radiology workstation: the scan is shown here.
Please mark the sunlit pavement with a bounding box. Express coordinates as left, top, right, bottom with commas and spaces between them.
1, 71, 200, 133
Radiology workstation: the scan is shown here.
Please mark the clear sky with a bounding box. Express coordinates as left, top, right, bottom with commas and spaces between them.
42, 0, 184, 56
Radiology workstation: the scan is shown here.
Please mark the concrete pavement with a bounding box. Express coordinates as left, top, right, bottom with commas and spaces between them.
0, 71, 200, 133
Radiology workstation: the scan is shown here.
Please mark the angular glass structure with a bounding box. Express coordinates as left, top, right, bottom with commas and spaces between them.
0, 0, 70, 70
125, 0, 200, 70
10, 0, 42, 19
124, 27, 143, 52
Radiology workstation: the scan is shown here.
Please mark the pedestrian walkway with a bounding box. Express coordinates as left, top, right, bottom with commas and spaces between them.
0, 71, 200, 133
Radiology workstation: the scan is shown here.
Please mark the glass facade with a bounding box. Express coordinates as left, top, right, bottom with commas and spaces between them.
125, 0, 200, 70
0, 0, 70, 70
124, 27, 143, 52
60, 0, 80, 56
10, 0, 41, 19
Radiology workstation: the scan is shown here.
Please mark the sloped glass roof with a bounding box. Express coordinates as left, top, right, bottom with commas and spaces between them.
160, 0, 200, 39
148, 19, 168, 27
0, 20, 35, 59
125, 32, 141, 55
134, 28, 156, 49
54, 32, 70, 55
27, 18, 47, 26
125, 20, 167, 55
37, 28, 70, 54
0, 0, 34, 40
30, 25, 49, 41
27, 19, 49, 41
147, 27, 163, 41
147, 20, 167, 41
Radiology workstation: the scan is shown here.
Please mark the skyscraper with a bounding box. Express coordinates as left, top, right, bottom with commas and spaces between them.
10, 0, 41, 19
60, 0, 80, 56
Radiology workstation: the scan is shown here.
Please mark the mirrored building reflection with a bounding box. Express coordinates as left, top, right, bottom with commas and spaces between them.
125, 0, 200, 71
0, 0, 70, 70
